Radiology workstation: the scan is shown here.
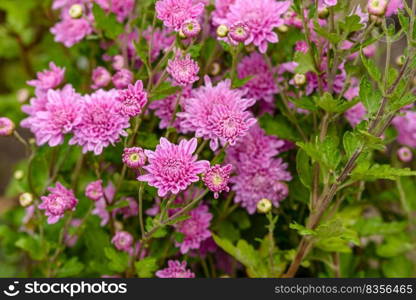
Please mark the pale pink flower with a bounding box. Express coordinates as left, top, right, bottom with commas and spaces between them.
112, 231, 134, 252
85, 180, 104, 201
122, 147, 147, 169
51, 17, 93, 47
167, 53, 200, 86
156, 260, 195, 278
91, 67, 111, 89
0, 117, 15, 136
155, 0, 205, 31
116, 80, 148, 117
27, 62, 65, 92
202, 164, 233, 199
112, 69, 134, 89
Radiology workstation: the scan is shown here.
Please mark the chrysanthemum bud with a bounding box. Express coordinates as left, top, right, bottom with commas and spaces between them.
369, 14, 383, 25
17, 88, 29, 103
395, 55, 406, 66
318, 7, 329, 19
216, 24, 229, 37
181, 19, 201, 38
277, 24, 289, 33
257, 198, 272, 214
19, 193, 34, 207
179, 30, 186, 39
14, 170, 24, 180
209, 62, 221, 76
229, 22, 250, 42
368, 0, 388, 16
112, 55, 124, 70
397, 146, 413, 162
122, 147, 147, 169
0, 117, 15, 136
294, 73, 306, 86
69, 4, 83, 19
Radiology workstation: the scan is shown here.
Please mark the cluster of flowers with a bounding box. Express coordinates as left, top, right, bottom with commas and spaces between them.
1, 0, 412, 278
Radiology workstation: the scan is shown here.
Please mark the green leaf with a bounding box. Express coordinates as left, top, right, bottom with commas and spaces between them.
360, 53, 382, 83
343, 131, 361, 158
376, 234, 413, 258
145, 217, 167, 238
314, 219, 359, 253
106, 199, 130, 212
92, 4, 123, 39
354, 217, 407, 236
135, 41, 149, 65
313, 21, 342, 44
294, 51, 316, 73
351, 164, 416, 181
15, 235, 49, 261
339, 15, 364, 34
290, 96, 318, 111
360, 76, 381, 115
188, 44, 202, 59
56, 258, 84, 277
259, 114, 302, 142
289, 223, 316, 236
135, 257, 158, 278
104, 247, 129, 273
232, 75, 253, 89
388, 93, 415, 112
149, 82, 181, 101
382, 256, 413, 277
296, 149, 312, 189
218, 220, 241, 242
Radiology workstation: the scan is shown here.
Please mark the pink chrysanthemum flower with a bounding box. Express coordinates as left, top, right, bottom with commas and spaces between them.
51, 17, 93, 47
27, 62, 65, 92
295, 40, 309, 53
237, 52, 278, 103
223, 0, 291, 53
92, 182, 115, 226
39, 182, 78, 224
174, 204, 212, 254
85, 180, 104, 201
112, 69, 134, 89
138, 137, 209, 197
91, 67, 111, 89
122, 147, 147, 169
116, 80, 148, 117
143, 27, 175, 62
397, 146, 413, 162
212, 0, 236, 26
178, 76, 256, 151
231, 160, 291, 214
156, 260, 195, 278
181, 19, 201, 38
111, 231, 134, 252
386, 0, 403, 16
96, 0, 135, 22
0, 117, 15, 136
113, 197, 138, 219
28, 87, 83, 147
69, 89, 130, 155
392, 111, 416, 148
155, 0, 205, 31
203, 164, 233, 199
229, 22, 250, 43
167, 53, 200, 87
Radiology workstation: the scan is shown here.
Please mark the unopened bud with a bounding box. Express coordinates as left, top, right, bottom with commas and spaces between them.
277, 24, 289, 33
209, 62, 221, 76
181, 19, 201, 38
294, 73, 306, 86
257, 198, 272, 214
229, 22, 250, 42
0, 117, 15, 136
395, 55, 406, 66
69, 4, 83, 19
19, 193, 33, 207
397, 146, 413, 162
318, 7, 329, 19
14, 170, 24, 180
216, 24, 229, 38
368, 0, 387, 16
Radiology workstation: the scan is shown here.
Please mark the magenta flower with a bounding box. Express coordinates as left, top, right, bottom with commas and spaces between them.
143, 27, 175, 62
203, 164, 233, 199
181, 19, 201, 38
112, 55, 124, 70
113, 197, 138, 219
97, 0, 135, 22
231, 161, 291, 214
397, 146, 413, 162
91, 67, 111, 89
237, 52, 278, 103
138, 137, 209, 197
0, 117, 15, 136
51, 17, 93, 47
111, 231, 134, 252
85, 180, 104, 201
156, 260, 195, 278
393, 111, 416, 148
179, 76, 256, 151
167, 53, 200, 86
155, 0, 205, 31
116, 80, 148, 117
112, 69, 133, 89
174, 204, 212, 254
212, 0, 236, 26
39, 182, 78, 224
92, 182, 115, 226
386, 0, 403, 16
224, 0, 291, 53
229, 22, 250, 43
122, 147, 147, 169
28, 87, 83, 147
295, 41, 309, 53
69, 89, 130, 155
27, 62, 65, 92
